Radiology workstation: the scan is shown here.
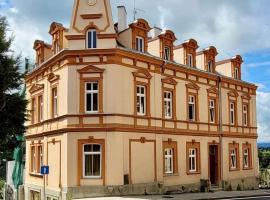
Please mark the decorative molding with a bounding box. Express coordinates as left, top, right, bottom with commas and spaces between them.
132, 69, 152, 79
162, 77, 177, 85
29, 84, 44, 94
77, 65, 105, 74
80, 14, 102, 19
228, 89, 239, 97
47, 73, 60, 83
186, 81, 200, 90
207, 86, 218, 94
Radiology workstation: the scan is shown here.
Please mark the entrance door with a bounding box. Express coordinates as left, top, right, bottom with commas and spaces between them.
209, 145, 219, 185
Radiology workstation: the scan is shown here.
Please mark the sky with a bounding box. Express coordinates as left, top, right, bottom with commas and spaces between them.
1, 0, 270, 142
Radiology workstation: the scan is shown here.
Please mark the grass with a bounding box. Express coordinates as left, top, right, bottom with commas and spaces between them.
0, 178, 5, 199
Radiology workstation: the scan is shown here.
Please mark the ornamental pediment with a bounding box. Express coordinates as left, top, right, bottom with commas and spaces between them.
78, 65, 105, 74
228, 90, 239, 97
186, 81, 200, 90
29, 84, 44, 94
132, 69, 152, 79
162, 77, 177, 85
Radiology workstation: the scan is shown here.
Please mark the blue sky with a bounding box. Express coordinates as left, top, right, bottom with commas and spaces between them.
1, 0, 270, 142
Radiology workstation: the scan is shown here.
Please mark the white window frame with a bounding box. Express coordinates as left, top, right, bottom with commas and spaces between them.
189, 148, 197, 172
208, 60, 213, 72
187, 54, 193, 67
52, 88, 58, 118
136, 85, 146, 116
243, 148, 249, 168
164, 148, 174, 174
230, 148, 237, 169
136, 36, 144, 52
234, 67, 239, 79
164, 91, 172, 119
209, 99, 215, 123
85, 82, 99, 113
38, 145, 43, 173
86, 29, 97, 49
164, 47, 170, 60
83, 144, 102, 179
38, 95, 43, 122
230, 102, 235, 125
188, 95, 196, 121
243, 105, 248, 126
31, 146, 36, 173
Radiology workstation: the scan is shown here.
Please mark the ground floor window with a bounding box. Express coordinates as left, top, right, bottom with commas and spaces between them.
186, 141, 200, 174
243, 143, 252, 169
78, 139, 105, 182
163, 140, 178, 175
229, 143, 239, 171
30, 190, 41, 200
46, 196, 58, 200
83, 144, 102, 178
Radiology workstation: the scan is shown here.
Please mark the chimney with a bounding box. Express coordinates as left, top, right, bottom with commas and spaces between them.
149, 26, 162, 38
118, 6, 127, 32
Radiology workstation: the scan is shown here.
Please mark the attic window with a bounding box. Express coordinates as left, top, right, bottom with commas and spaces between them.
187, 54, 193, 68
208, 60, 213, 72
136, 36, 144, 52
234, 67, 239, 79
164, 47, 170, 61
87, 29, 97, 49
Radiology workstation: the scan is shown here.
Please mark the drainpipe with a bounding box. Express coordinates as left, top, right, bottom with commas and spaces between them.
218, 76, 224, 188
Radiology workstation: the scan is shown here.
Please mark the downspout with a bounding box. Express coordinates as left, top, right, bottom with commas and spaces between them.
218, 76, 224, 188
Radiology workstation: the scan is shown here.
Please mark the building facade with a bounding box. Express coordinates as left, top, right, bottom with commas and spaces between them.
24, 0, 259, 199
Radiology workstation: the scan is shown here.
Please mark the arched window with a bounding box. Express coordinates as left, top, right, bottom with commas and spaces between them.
86, 29, 97, 49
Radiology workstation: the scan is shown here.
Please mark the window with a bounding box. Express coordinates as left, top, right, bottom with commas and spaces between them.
230, 102, 235, 125
37, 145, 43, 173
85, 82, 99, 113
163, 141, 178, 175
243, 148, 249, 168
189, 148, 197, 172
136, 85, 146, 115
187, 54, 193, 67
53, 41, 60, 54
47, 196, 58, 200
30, 146, 36, 173
164, 47, 170, 60
243, 104, 248, 126
188, 95, 196, 121
209, 99, 215, 123
87, 29, 97, 49
208, 60, 213, 72
30, 190, 41, 200
136, 36, 144, 52
230, 148, 237, 169
38, 95, 43, 122
187, 142, 200, 174
83, 144, 102, 178
164, 148, 173, 174
164, 91, 172, 119
30, 144, 43, 174
52, 87, 58, 118
234, 67, 239, 79
31, 98, 36, 124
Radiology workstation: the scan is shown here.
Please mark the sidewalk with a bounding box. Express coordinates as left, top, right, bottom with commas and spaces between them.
74, 190, 270, 200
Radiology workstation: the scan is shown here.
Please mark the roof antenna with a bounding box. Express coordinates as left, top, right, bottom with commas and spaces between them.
133, 0, 145, 21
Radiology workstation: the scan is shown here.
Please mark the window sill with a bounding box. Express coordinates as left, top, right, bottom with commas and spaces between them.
243, 167, 253, 170
229, 168, 240, 172
29, 172, 43, 178
81, 177, 102, 180
187, 171, 200, 175
163, 173, 179, 177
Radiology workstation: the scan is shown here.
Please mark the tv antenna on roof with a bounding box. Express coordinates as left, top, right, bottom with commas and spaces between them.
133, 0, 145, 21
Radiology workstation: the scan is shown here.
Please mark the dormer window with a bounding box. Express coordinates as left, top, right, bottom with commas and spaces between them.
208, 60, 213, 72
53, 41, 60, 54
187, 54, 193, 68
136, 36, 144, 52
164, 47, 170, 61
87, 29, 97, 49
234, 67, 239, 79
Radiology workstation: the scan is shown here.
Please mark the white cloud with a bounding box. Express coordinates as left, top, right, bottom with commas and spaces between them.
244, 61, 270, 68
257, 91, 270, 142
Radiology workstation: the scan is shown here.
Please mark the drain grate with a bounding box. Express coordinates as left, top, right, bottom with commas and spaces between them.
162, 196, 174, 199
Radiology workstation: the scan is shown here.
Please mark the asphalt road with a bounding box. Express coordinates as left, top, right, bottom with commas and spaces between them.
218, 195, 270, 200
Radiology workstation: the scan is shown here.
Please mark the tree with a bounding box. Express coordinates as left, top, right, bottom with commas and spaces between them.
0, 16, 27, 165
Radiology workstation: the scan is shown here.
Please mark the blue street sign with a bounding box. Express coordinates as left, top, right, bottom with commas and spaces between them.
41, 166, 49, 175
